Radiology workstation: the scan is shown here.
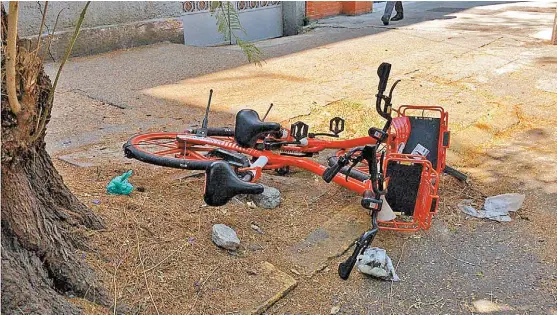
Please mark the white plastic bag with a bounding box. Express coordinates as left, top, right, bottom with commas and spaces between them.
458, 193, 525, 222
484, 193, 525, 214
356, 247, 400, 281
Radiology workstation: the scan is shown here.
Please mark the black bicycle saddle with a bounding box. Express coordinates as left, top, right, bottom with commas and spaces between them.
204, 161, 264, 206
235, 109, 281, 148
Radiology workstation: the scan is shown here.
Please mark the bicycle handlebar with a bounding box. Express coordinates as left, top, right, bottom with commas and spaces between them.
322, 147, 364, 183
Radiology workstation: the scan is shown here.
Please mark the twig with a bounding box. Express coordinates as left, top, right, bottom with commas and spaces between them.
186, 265, 220, 315
395, 240, 407, 271
35, 1, 48, 53
49, 1, 89, 101
112, 241, 128, 315
6, 2, 21, 114
33, 1, 90, 142
144, 242, 187, 273
390, 240, 408, 303
200, 265, 219, 287
135, 227, 161, 315
440, 247, 480, 267
112, 259, 119, 315
42, 7, 64, 62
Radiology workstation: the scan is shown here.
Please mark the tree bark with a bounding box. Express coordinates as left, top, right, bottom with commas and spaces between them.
1, 5, 109, 314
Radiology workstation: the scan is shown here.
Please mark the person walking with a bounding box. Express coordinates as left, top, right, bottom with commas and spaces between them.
382, 1, 404, 25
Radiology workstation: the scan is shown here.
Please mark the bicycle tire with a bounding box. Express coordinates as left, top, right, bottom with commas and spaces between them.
123, 132, 217, 170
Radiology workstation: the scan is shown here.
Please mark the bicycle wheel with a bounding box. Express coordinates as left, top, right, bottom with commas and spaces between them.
124, 132, 222, 170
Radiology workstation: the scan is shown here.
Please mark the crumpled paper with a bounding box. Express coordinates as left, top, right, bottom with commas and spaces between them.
356, 247, 400, 281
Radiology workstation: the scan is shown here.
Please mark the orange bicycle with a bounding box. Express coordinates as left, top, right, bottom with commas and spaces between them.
124, 63, 455, 279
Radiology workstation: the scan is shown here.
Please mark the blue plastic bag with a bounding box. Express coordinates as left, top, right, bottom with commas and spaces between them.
106, 170, 134, 195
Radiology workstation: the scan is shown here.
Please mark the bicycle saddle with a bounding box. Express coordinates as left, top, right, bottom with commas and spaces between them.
235, 109, 281, 148
204, 161, 264, 206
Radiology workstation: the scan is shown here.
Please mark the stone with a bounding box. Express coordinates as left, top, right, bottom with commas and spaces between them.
251, 223, 264, 234
247, 201, 257, 209
250, 185, 281, 209
244, 262, 297, 314
212, 224, 240, 250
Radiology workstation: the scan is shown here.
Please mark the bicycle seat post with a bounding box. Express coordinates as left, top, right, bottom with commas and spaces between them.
262, 103, 274, 122
197, 89, 213, 137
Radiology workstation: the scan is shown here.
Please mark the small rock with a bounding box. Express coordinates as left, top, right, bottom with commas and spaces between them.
246, 269, 258, 275
92, 199, 101, 205
290, 268, 300, 276
330, 305, 340, 314
136, 186, 145, 192
249, 185, 281, 209
212, 224, 240, 250
251, 223, 264, 234
247, 201, 256, 209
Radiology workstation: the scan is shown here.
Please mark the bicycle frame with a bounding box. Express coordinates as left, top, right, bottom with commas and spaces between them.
129, 131, 379, 170
171, 133, 440, 231
175, 134, 373, 194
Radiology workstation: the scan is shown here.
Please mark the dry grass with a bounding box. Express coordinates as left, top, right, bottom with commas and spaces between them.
285, 100, 385, 139
55, 156, 353, 314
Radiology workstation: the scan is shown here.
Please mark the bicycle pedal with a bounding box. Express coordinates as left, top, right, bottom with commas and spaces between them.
329, 117, 345, 135
290, 121, 309, 141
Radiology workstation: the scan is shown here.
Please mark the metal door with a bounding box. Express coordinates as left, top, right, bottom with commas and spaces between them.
182, 1, 283, 46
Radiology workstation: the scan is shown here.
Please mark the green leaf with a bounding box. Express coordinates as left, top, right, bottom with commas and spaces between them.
211, 1, 264, 64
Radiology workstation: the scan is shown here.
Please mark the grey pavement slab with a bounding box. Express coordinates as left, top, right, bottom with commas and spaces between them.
287, 205, 369, 276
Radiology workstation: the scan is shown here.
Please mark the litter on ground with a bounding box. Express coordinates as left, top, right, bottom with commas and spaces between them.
458, 193, 526, 222
106, 170, 134, 195
356, 247, 400, 281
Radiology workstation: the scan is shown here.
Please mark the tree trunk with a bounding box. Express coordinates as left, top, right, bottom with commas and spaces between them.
1, 5, 109, 314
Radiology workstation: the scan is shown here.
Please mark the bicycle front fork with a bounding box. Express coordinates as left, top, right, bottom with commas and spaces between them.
338, 207, 380, 280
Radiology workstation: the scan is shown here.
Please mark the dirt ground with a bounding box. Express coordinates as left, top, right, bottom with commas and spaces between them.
55, 110, 557, 315
42, 2, 557, 314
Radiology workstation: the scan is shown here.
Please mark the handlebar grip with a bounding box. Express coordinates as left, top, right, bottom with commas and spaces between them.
338, 254, 358, 280
377, 62, 391, 94
322, 161, 344, 183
